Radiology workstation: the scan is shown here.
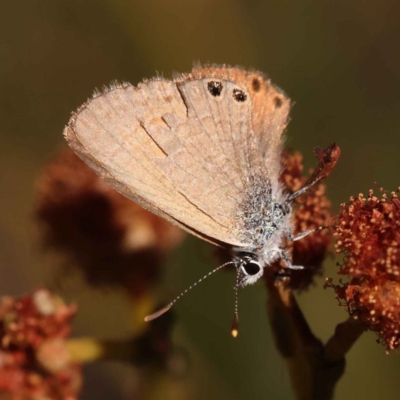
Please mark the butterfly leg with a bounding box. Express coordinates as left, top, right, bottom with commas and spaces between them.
285, 143, 341, 204
279, 249, 304, 270
286, 226, 326, 242
285, 175, 322, 204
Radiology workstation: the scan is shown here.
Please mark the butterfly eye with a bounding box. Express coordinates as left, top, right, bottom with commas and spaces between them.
242, 259, 261, 276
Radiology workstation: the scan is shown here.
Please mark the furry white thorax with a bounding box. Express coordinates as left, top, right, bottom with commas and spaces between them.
236, 194, 294, 287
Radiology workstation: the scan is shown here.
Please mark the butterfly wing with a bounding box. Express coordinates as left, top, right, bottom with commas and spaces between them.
192, 65, 291, 184
64, 65, 290, 248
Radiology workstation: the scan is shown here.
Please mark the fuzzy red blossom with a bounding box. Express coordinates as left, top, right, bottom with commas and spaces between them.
35, 148, 186, 298
262, 147, 335, 290
328, 188, 400, 351
0, 288, 80, 399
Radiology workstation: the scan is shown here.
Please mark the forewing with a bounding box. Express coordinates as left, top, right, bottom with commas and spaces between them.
64, 66, 290, 249
64, 78, 253, 247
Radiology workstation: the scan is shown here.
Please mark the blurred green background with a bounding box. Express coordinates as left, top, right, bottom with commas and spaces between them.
1, 0, 400, 399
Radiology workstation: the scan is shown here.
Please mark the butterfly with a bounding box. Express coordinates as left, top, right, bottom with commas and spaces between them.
64, 64, 339, 333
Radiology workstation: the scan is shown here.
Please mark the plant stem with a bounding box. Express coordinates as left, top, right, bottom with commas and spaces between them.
265, 277, 365, 400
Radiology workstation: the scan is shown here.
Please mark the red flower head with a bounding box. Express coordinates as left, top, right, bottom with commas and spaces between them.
0, 288, 80, 399
35, 148, 186, 298
328, 188, 400, 351
277, 148, 334, 290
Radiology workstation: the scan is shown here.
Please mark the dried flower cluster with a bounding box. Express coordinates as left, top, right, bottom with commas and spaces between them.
328, 189, 400, 351
267, 148, 335, 290
0, 288, 80, 399
35, 148, 186, 298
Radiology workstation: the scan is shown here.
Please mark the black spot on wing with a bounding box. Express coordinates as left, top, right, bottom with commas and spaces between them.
233, 88, 247, 102
207, 81, 223, 97
252, 78, 261, 92
274, 96, 283, 108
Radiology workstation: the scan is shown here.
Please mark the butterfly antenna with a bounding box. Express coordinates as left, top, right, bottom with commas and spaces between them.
144, 260, 236, 322
231, 270, 240, 338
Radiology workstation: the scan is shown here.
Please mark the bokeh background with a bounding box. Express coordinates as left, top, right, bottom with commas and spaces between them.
1, 0, 400, 399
